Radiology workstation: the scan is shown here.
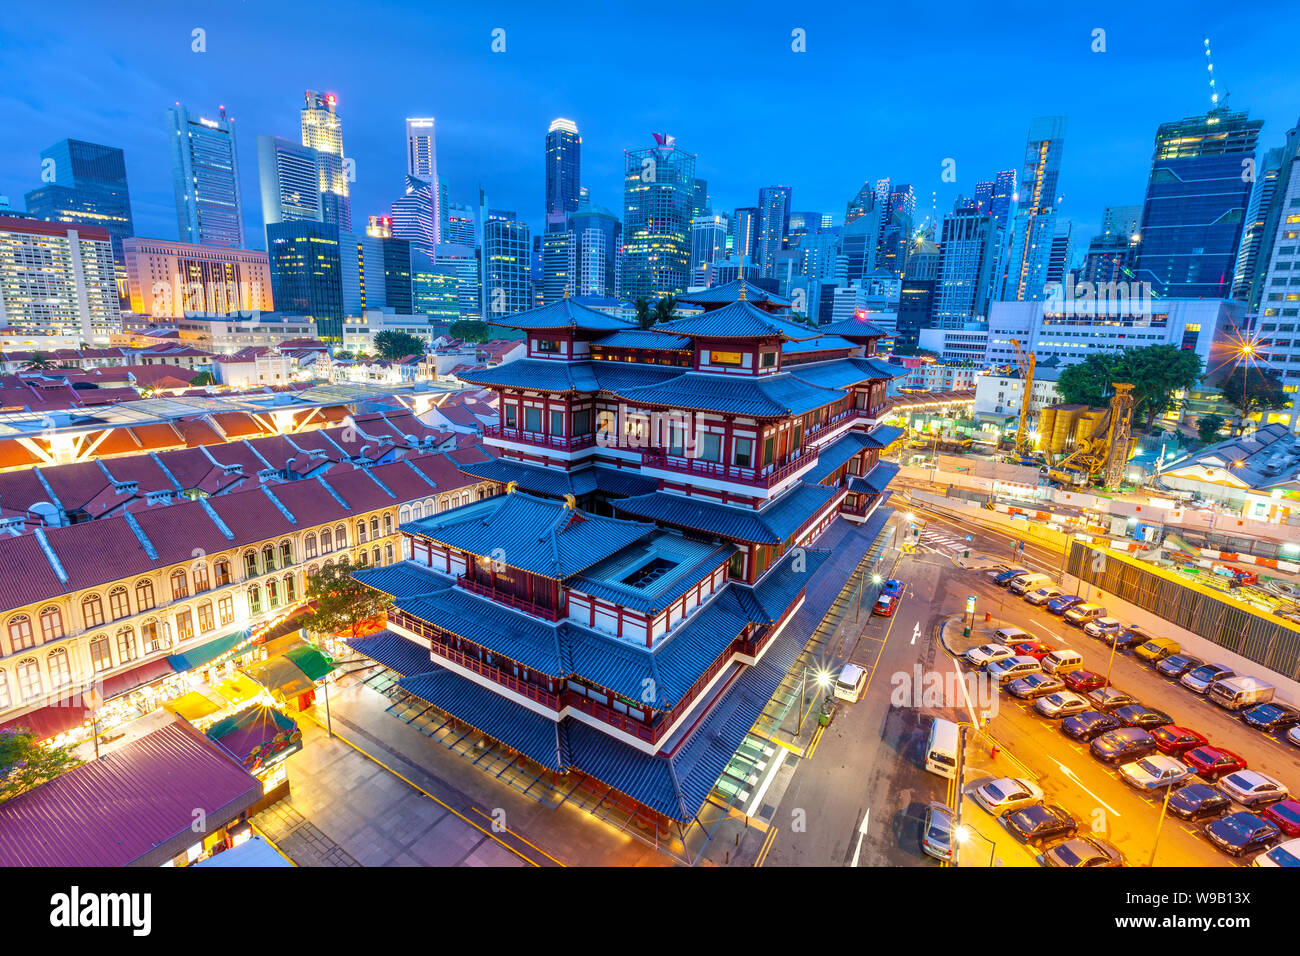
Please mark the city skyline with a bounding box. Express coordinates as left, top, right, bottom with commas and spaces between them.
4, 2, 1300, 253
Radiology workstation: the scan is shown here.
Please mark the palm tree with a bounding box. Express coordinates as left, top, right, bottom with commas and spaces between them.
652, 294, 677, 325
634, 297, 653, 330
21, 353, 56, 371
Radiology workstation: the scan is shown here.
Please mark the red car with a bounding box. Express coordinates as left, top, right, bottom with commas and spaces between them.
872, 594, 896, 617
1063, 669, 1108, 693
1183, 745, 1248, 780
1151, 725, 1209, 757
1263, 800, 1300, 838
1011, 640, 1055, 661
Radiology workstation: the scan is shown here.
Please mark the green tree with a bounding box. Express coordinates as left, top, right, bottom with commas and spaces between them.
190, 371, 216, 387
306, 558, 392, 640
634, 296, 653, 330
1197, 413, 1226, 443
450, 319, 491, 343
20, 353, 57, 371
652, 294, 677, 325
1055, 345, 1202, 430
1221, 365, 1291, 434
374, 330, 426, 361
1056, 352, 1125, 408
0, 729, 81, 803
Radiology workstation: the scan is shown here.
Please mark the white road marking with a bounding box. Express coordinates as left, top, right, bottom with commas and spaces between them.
911, 622, 921, 645
1054, 759, 1121, 817
850, 808, 871, 867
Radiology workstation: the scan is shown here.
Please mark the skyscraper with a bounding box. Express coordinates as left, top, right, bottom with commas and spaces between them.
483, 216, 532, 317
569, 200, 621, 298
935, 204, 1000, 326
257, 136, 323, 225
731, 206, 759, 265
621, 136, 696, 299
168, 104, 245, 248
756, 185, 792, 277
404, 118, 440, 247
390, 176, 437, 266
692, 178, 710, 218
265, 220, 343, 339
442, 202, 476, 247
1254, 119, 1300, 328
301, 91, 351, 231
1132, 108, 1263, 299
544, 118, 581, 231
691, 214, 729, 277
1045, 219, 1074, 288
1001, 116, 1066, 301
23, 139, 135, 260
0, 216, 120, 339
1233, 140, 1289, 308
1078, 205, 1142, 287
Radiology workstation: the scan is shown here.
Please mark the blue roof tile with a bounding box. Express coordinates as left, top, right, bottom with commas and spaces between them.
352, 563, 449, 600
345, 630, 436, 677
612, 370, 844, 418
612, 483, 841, 545
849, 461, 900, 495
593, 330, 692, 350
655, 300, 820, 341
674, 279, 791, 308
488, 299, 635, 332
804, 431, 878, 483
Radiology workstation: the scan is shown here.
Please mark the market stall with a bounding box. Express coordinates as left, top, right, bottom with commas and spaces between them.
206, 704, 303, 803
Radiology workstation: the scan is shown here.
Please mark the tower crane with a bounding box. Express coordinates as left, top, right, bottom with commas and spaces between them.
1009, 338, 1038, 463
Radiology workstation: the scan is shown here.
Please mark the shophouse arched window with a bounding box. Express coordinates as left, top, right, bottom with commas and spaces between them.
39, 606, 64, 643
383, 514, 393, 535
0, 671, 10, 709
135, 579, 155, 611
371, 547, 381, 566
267, 578, 280, 608
142, 619, 165, 654
370, 516, 380, 540
283, 574, 296, 602
335, 524, 347, 547
116, 626, 138, 663
262, 544, 277, 573
214, 558, 232, 587
320, 528, 333, 553
357, 520, 368, 544
15, 658, 41, 702
280, 541, 293, 567
192, 563, 210, 593
109, 587, 130, 621
248, 586, 262, 616
244, 551, 259, 578
169, 569, 189, 601
384, 543, 394, 565
305, 533, 318, 558
7, 615, 34, 653
399, 505, 411, 523
197, 601, 214, 633
89, 634, 112, 672
46, 648, 71, 688
82, 594, 105, 628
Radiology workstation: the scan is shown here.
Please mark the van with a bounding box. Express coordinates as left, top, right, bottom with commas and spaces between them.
1009, 573, 1051, 596
833, 663, 868, 702
1064, 603, 1105, 626
993, 626, 1029, 645
1209, 676, 1276, 711
987, 656, 1042, 685
1042, 649, 1084, 676
925, 718, 960, 778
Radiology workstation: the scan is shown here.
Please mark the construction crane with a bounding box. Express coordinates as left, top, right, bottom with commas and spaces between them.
1047, 383, 1136, 487
1009, 338, 1038, 463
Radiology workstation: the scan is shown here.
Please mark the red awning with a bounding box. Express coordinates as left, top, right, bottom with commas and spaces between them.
101, 658, 177, 700
0, 691, 93, 740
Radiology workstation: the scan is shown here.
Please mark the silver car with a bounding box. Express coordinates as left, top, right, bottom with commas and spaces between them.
1034, 691, 1090, 718
921, 802, 953, 861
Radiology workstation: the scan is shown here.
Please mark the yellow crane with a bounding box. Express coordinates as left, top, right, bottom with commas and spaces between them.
1047, 383, 1136, 487
1009, 338, 1037, 462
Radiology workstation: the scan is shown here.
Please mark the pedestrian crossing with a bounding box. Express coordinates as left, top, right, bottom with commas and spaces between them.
917, 528, 969, 554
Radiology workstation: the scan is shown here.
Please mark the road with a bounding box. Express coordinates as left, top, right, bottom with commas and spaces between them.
760, 500, 1300, 867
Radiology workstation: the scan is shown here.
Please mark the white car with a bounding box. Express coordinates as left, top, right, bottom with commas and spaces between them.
964, 643, 1016, 669
1024, 587, 1062, 606
1253, 837, 1300, 867
1083, 617, 1124, 639
1217, 770, 1290, 808
972, 777, 1045, 816
921, 802, 953, 862
1288, 725, 1300, 749
1119, 754, 1191, 791
986, 656, 1043, 685
1034, 691, 1090, 719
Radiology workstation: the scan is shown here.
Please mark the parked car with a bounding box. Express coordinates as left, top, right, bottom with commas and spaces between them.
964, 643, 1016, 669
1062, 711, 1123, 742
1034, 691, 1091, 718
1205, 812, 1280, 858
993, 568, 1029, 587
872, 594, 896, 616
993, 626, 1029, 644
1263, 800, 1300, 838
1151, 725, 1209, 757
1064, 603, 1106, 626
1091, 727, 1157, 765
1289, 725, 1300, 749
1003, 803, 1079, 847
1046, 594, 1084, 615
1167, 782, 1232, 822
986, 656, 1043, 685
1039, 837, 1124, 867
1024, 586, 1063, 606
1134, 638, 1180, 663
1241, 702, 1300, 734
972, 777, 1045, 816
921, 801, 953, 861
1063, 669, 1108, 693
1087, 687, 1138, 712
1110, 626, 1150, 649
881, 578, 905, 598
1113, 704, 1174, 731
1083, 617, 1124, 640
1119, 754, 1192, 791
1253, 838, 1300, 867
1217, 770, 1289, 808
1183, 745, 1248, 780
1010, 640, 1055, 661
1181, 663, 1235, 694
1007, 674, 1066, 700
1156, 654, 1203, 679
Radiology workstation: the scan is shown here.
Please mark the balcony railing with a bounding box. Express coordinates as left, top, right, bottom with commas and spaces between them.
562, 690, 661, 743
483, 424, 596, 451
456, 574, 562, 622
641, 444, 818, 489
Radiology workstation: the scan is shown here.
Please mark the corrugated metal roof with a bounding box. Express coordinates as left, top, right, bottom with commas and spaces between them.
0, 720, 262, 867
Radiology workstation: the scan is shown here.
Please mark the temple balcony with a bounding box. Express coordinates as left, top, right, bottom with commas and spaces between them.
640, 443, 818, 490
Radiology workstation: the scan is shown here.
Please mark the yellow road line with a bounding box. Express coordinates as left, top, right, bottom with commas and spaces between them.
247, 821, 299, 866
804, 723, 827, 760
300, 709, 551, 867
754, 825, 779, 866
470, 807, 568, 867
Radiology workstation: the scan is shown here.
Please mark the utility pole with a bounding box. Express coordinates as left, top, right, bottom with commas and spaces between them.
952, 722, 968, 867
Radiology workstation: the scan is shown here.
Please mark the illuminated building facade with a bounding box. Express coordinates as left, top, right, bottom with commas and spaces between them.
168, 104, 245, 249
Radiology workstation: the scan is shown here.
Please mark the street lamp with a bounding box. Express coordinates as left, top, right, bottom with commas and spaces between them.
953, 822, 996, 868
795, 667, 832, 736
1147, 780, 1176, 867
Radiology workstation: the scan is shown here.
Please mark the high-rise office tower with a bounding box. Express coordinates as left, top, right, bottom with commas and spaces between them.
896, 236, 941, 352
438, 180, 450, 245
1078, 205, 1142, 286
266, 220, 344, 340
257, 136, 323, 225
973, 170, 1016, 233
787, 211, 821, 246
731, 206, 759, 265
404, 118, 440, 246
621, 136, 695, 298
692, 178, 710, 218
569, 201, 621, 298
442, 202, 476, 247
339, 231, 413, 317
1254, 118, 1300, 327
541, 229, 574, 304
0, 216, 121, 339
878, 184, 916, 277
839, 211, 881, 282
301, 91, 351, 231
690, 214, 729, 278
544, 118, 581, 231
1046, 219, 1074, 288
844, 182, 875, 224
390, 176, 437, 266
1001, 116, 1066, 301
1233, 141, 1288, 308
1132, 108, 1262, 299
483, 217, 532, 316
756, 185, 792, 277
935, 205, 1000, 326
123, 238, 273, 317
1102, 205, 1142, 238
168, 104, 245, 248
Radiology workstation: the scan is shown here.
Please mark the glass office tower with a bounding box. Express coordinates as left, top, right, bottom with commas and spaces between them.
168, 104, 245, 248
621, 138, 696, 299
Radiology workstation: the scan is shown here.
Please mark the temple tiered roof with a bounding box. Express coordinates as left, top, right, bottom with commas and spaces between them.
652, 300, 822, 341
675, 279, 792, 309
487, 298, 635, 332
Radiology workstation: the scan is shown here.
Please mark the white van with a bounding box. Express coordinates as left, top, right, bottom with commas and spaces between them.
1209, 676, 1276, 711
1042, 649, 1084, 676
1009, 573, 1051, 596
833, 663, 868, 702
925, 718, 960, 778
993, 626, 1029, 645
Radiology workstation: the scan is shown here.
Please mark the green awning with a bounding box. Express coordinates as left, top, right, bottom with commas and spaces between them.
281, 645, 336, 682
167, 629, 252, 672
241, 657, 314, 699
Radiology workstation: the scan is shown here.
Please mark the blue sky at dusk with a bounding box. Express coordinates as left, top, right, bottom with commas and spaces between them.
3, 0, 1299, 249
